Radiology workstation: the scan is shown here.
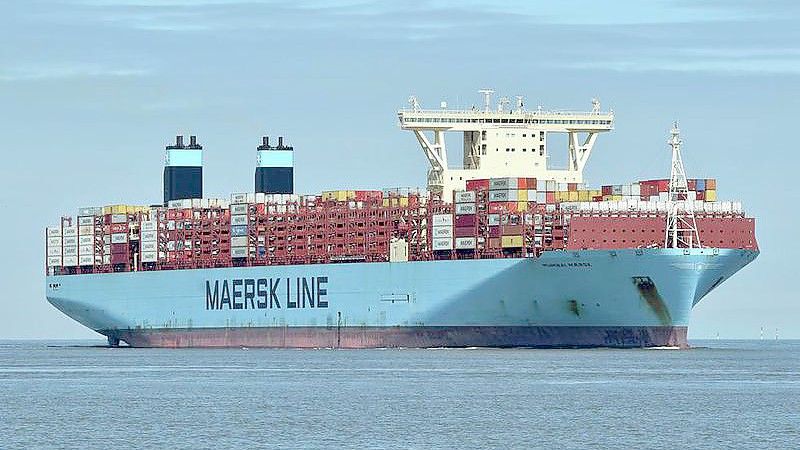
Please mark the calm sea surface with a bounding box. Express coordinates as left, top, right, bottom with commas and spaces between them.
0, 340, 798, 449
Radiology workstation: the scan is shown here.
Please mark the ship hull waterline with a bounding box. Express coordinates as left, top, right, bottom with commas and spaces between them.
46, 248, 758, 349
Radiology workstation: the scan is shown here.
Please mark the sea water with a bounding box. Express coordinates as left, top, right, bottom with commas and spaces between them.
0, 340, 798, 449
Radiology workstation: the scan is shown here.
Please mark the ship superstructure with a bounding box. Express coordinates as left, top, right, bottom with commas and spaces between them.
44, 90, 758, 348
399, 91, 613, 197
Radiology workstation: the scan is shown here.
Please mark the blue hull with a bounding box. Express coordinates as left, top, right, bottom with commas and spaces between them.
45, 248, 758, 348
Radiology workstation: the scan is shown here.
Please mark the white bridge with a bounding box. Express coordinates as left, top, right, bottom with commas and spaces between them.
398, 89, 614, 198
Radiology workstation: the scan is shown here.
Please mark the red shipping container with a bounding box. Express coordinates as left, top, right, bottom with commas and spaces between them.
466, 179, 490, 191
455, 215, 476, 227
455, 227, 475, 238
601, 186, 613, 196
110, 243, 128, 254
488, 203, 505, 213
109, 223, 127, 233
567, 183, 578, 192
517, 178, 527, 189
546, 192, 556, 203
488, 227, 501, 238
527, 178, 537, 189
696, 191, 705, 201
687, 179, 697, 190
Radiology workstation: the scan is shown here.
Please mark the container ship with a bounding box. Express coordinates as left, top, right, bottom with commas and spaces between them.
45, 90, 758, 348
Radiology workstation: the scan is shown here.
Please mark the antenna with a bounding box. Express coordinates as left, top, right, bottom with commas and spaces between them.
591, 98, 600, 114
664, 122, 702, 248
498, 96, 510, 113
515, 96, 524, 113
478, 89, 494, 112
408, 95, 420, 112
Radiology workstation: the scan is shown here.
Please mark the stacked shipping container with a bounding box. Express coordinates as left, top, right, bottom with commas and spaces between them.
46, 178, 753, 275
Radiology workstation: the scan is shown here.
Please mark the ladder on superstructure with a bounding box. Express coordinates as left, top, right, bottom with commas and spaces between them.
664, 122, 702, 248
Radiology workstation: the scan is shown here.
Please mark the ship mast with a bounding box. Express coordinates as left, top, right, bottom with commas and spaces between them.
664, 122, 702, 248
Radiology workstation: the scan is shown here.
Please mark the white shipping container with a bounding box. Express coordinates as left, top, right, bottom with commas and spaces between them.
111, 214, 127, 224
454, 191, 476, 204
231, 203, 248, 215
140, 221, 157, 232
79, 255, 95, 266
231, 236, 249, 247
488, 214, 501, 226
455, 237, 476, 249
47, 247, 62, 257
78, 216, 94, 226
78, 206, 102, 216
167, 199, 192, 209
489, 178, 513, 190
47, 236, 62, 247
455, 203, 476, 215
231, 214, 248, 226
141, 241, 157, 252
78, 244, 94, 256
231, 247, 248, 258
78, 225, 94, 236
78, 235, 93, 246
432, 214, 453, 227
63, 236, 78, 247
432, 226, 453, 238
102, 254, 111, 265
140, 230, 157, 242
536, 179, 547, 191
631, 183, 641, 196
47, 256, 62, 267
488, 191, 509, 202
140, 251, 158, 263
111, 233, 127, 244
63, 256, 78, 267
46, 227, 62, 237
63, 226, 77, 236
167, 241, 176, 251
231, 193, 248, 203
432, 238, 453, 251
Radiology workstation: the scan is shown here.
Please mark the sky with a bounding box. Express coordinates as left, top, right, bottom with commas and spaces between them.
1, 0, 798, 339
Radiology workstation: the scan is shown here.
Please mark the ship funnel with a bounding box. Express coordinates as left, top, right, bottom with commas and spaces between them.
164, 134, 203, 204
255, 134, 294, 195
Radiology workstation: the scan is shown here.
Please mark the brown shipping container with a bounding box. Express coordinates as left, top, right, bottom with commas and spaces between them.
455, 227, 475, 238
455, 215, 476, 227
111, 243, 128, 254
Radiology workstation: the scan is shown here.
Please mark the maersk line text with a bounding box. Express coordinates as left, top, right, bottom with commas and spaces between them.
205, 277, 328, 310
